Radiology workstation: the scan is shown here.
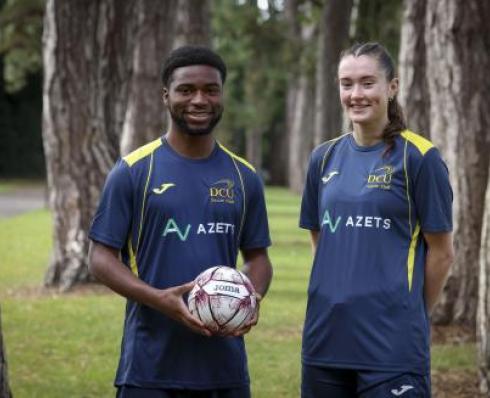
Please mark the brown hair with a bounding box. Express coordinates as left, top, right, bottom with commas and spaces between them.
339, 42, 406, 154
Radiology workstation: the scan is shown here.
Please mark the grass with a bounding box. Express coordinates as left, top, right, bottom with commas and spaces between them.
0, 186, 477, 397
0, 179, 45, 193
0, 210, 51, 291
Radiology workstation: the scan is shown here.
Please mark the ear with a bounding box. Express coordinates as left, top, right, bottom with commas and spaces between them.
388, 77, 399, 99
162, 87, 169, 106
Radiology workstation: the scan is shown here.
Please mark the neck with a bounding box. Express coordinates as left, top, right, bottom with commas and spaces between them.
352, 118, 388, 147
166, 128, 215, 159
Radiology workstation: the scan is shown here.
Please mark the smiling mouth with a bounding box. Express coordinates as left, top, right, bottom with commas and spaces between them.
349, 104, 369, 110
186, 112, 212, 121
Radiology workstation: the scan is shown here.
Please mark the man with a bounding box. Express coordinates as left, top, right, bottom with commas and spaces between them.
88, 46, 273, 398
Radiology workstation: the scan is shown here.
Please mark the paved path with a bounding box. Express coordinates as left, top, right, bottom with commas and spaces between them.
0, 186, 47, 218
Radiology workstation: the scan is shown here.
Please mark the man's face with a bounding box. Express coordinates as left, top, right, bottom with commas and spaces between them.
163, 65, 224, 136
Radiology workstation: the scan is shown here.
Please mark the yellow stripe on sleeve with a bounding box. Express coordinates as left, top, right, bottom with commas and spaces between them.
229, 157, 246, 245
400, 130, 434, 156
123, 138, 163, 167
407, 223, 421, 291
128, 236, 139, 276
403, 139, 413, 236
124, 140, 162, 276
218, 143, 256, 172
135, 150, 154, 254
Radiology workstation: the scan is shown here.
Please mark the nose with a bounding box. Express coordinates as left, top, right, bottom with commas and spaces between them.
351, 84, 363, 99
190, 90, 206, 105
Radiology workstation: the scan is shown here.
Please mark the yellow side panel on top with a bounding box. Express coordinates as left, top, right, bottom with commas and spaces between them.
218, 143, 256, 172
123, 138, 163, 167
401, 130, 434, 156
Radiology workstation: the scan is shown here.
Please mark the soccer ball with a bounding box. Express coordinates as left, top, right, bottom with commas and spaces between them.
188, 266, 257, 334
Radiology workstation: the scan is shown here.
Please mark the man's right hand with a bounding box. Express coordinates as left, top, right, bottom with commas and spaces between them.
154, 281, 215, 337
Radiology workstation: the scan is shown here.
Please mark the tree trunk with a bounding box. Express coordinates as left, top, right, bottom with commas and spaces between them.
119, 0, 179, 155
285, 0, 316, 193
289, 71, 315, 193
173, 0, 211, 49
478, 167, 490, 394
426, 0, 490, 326
43, 0, 136, 289
246, 128, 262, 173
267, 120, 288, 185
314, 0, 353, 146
398, 0, 430, 137
0, 307, 12, 398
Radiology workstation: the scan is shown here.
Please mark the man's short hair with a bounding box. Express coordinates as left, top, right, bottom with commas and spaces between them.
161, 45, 227, 87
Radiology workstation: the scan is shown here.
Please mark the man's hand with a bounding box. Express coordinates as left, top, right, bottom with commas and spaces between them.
155, 281, 214, 337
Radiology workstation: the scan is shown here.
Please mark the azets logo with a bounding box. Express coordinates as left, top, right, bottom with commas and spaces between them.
321, 209, 391, 233
367, 165, 394, 190
210, 179, 235, 204
153, 183, 175, 195
322, 210, 342, 233
162, 218, 236, 242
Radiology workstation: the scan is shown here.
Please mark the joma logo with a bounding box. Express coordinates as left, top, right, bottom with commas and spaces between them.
213, 284, 240, 293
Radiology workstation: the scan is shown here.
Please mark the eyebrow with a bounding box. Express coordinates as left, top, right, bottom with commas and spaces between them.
175, 82, 221, 88
339, 75, 377, 81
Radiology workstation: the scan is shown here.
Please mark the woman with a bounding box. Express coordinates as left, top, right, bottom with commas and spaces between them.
299, 42, 454, 397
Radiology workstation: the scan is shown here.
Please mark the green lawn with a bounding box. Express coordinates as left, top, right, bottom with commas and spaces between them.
0, 179, 45, 194
0, 187, 477, 397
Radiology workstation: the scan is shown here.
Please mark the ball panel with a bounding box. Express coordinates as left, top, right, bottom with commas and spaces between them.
209, 295, 242, 326
195, 291, 218, 330
195, 266, 220, 286
188, 284, 200, 318
211, 266, 244, 284
221, 302, 254, 333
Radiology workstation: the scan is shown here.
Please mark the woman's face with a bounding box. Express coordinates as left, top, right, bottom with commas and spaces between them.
338, 54, 398, 129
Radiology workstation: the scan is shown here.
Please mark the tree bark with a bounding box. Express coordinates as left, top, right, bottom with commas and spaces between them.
267, 120, 288, 186
398, 0, 430, 137
289, 71, 315, 193
119, 0, 179, 155
285, 0, 316, 193
246, 128, 262, 173
426, 0, 490, 326
173, 0, 211, 49
478, 167, 490, 394
0, 307, 12, 398
314, 0, 353, 146
43, 0, 136, 289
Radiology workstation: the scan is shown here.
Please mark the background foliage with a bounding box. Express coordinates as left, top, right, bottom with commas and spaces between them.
0, 0, 44, 178
0, 0, 403, 181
